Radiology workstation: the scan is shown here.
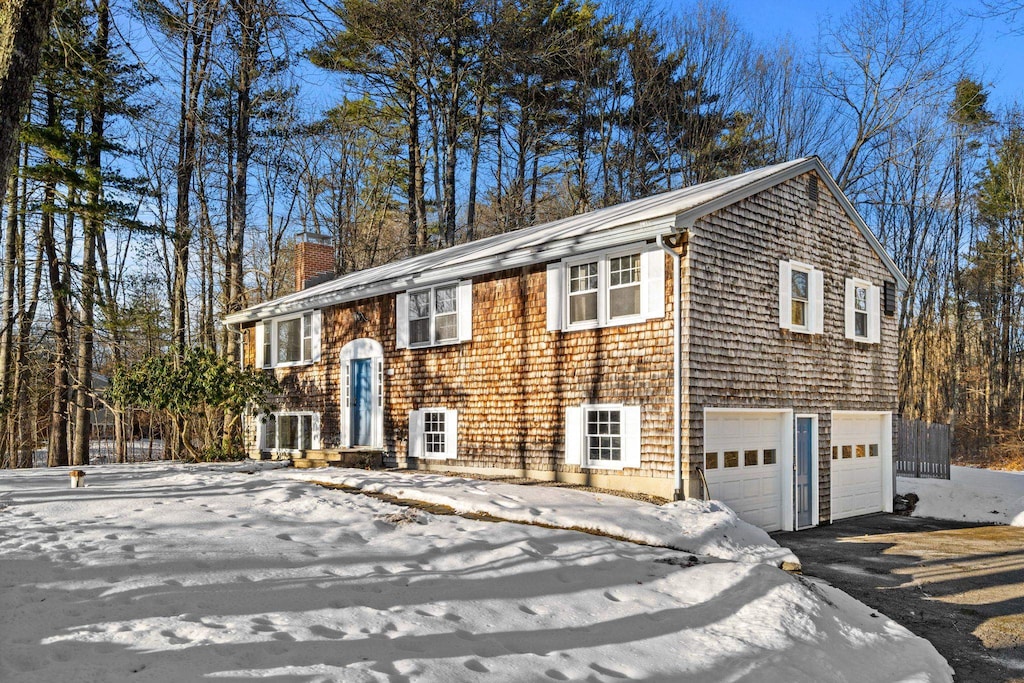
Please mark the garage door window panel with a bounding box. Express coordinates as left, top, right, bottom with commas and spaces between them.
706, 452, 718, 469
763, 449, 777, 465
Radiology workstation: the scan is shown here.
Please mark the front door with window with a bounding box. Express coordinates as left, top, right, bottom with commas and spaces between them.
340, 338, 384, 449
351, 358, 373, 446
796, 417, 814, 528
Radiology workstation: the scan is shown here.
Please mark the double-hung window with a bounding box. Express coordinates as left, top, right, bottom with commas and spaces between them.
586, 408, 622, 463
409, 284, 457, 345
396, 281, 473, 349
778, 260, 823, 334
257, 311, 321, 368
549, 245, 663, 331
261, 412, 319, 451
564, 404, 641, 470
845, 278, 880, 343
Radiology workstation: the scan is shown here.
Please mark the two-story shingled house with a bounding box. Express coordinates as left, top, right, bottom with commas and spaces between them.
224, 157, 906, 532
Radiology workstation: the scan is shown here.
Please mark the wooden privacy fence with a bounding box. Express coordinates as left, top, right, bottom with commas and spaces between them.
896, 418, 951, 479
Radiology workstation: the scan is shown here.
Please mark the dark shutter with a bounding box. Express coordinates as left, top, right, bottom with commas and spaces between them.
883, 280, 896, 316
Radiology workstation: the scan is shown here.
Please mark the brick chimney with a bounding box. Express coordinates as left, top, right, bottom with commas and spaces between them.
294, 232, 335, 291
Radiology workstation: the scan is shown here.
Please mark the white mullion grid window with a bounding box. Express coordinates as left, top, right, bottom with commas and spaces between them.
423, 410, 446, 455
585, 407, 622, 464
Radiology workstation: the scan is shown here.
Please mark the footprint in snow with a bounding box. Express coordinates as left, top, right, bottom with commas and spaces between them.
590, 663, 629, 679
308, 625, 346, 639
464, 659, 489, 673
518, 605, 537, 616
275, 533, 293, 541
545, 670, 570, 681
603, 591, 621, 602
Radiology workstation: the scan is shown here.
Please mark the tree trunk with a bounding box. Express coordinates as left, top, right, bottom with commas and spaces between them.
0, 0, 58, 194
72, 0, 109, 466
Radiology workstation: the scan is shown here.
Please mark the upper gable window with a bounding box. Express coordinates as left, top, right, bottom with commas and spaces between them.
779, 260, 824, 334
256, 311, 322, 368
845, 278, 880, 343
548, 244, 664, 332
396, 280, 473, 349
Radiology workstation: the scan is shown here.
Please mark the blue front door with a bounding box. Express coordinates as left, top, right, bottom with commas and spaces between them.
351, 358, 372, 446
796, 417, 814, 528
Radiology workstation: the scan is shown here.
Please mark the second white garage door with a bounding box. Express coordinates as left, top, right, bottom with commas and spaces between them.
703, 411, 786, 532
831, 412, 889, 520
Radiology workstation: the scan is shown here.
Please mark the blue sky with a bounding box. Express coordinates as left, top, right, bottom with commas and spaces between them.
722, 0, 1024, 111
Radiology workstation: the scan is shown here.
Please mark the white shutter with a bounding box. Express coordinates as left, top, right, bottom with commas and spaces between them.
254, 322, 265, 368
311, 413, 321, 449
844, 278, 856, 339
565, 406, 582, 465
778, 261, 792, 330
458, 280, 473, 342
408, 410, 424, 459
339, 362, 350, 448
444, 409, 458, 459
810, 269, 825, 334
642, 249, 666, 319
310, 310, 322, 362
256, 415, 266, 451
622, 406, 642, 469
868, 284, 882, 344
396, 292, 410, 349
546, 262, 563, 331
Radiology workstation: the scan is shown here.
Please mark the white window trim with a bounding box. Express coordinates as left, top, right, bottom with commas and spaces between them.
258, 310, 322, 368
408, 407, 458, 460
339, 338, 385, 449
396, 280, 472, 350
549, 242, 664, 332
259, 411, 321, 453
779, 260, 824, 335
564, 403, 641, 471
844, 277, 881, 344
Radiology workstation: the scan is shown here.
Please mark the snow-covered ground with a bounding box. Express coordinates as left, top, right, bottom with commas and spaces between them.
0, 463, 951, 682
899, 465, 1024, 526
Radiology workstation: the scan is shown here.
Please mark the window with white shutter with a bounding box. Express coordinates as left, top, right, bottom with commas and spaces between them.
547, 244, 665, 332
564, 404, 641, 470
396, 281, 472, 349
257, 311, 322, 368
845, 278, 881, 344
779, 261, 824, 334
408, 408, 457, 459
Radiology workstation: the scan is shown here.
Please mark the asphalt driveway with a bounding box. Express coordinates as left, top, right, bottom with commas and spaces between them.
777, 515, 1024, 683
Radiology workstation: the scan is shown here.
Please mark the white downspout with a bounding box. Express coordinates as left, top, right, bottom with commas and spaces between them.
657, 233, 683, 500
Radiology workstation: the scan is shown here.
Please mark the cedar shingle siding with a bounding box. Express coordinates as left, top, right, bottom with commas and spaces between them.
232, 159, 902, 521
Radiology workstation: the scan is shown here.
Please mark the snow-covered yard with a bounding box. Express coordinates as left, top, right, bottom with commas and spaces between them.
899, 465, 1024, 526
1, 463, 950, 682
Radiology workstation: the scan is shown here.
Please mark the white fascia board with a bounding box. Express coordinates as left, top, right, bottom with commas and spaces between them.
673, 157, 909, 291
224, 215, 678, 325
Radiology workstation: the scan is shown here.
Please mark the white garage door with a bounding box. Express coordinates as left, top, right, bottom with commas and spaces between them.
703, 411, 785, 532
831, 413, 887, 520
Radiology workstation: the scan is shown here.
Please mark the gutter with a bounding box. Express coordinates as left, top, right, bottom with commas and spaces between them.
658, 228, 687, 500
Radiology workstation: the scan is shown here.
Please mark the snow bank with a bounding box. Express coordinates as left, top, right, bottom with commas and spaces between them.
898, 465, 1024, 525
292, 469, 796, 567
0, 463, 951, 682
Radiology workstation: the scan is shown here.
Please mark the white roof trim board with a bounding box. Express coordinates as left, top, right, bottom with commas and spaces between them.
225, 157, 907, 325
